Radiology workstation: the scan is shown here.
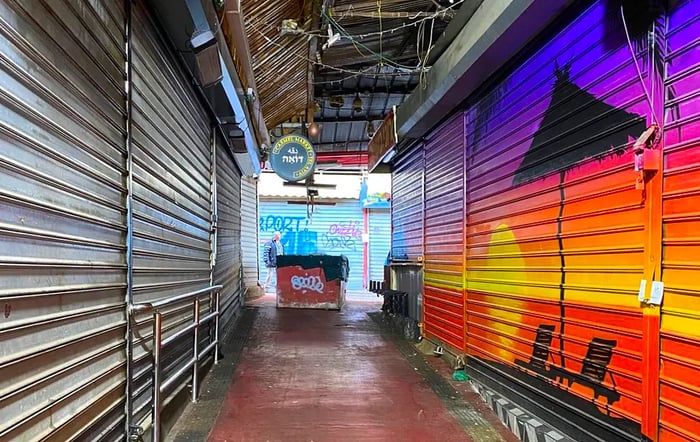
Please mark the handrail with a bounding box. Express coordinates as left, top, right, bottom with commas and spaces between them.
134, 284, 223, 441
130, 285, 223, 313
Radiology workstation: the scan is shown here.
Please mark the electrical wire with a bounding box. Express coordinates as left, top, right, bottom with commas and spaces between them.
249, 20, 422, 85
323, 11, 419, 70
620, 4, 659, 126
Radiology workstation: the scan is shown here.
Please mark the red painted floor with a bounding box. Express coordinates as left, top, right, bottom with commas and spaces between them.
208, 297, 482, 442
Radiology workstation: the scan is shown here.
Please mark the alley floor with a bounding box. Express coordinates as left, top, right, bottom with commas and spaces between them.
167, 294, 518, 442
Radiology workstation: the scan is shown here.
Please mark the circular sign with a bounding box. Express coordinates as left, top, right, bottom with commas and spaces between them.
269, 134, 316, 182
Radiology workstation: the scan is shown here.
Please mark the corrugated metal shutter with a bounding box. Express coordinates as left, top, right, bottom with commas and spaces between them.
391, 143, 424, 260
368, 209, 391, 281
241, 176, 259, 289
129, 1, 212, 432
660, 2, 700, 440
259, 200, 364, 290
464, 2, 650, 440
0, 1, 128, 440
423, 114, 465, 352
215, 142, 242, 337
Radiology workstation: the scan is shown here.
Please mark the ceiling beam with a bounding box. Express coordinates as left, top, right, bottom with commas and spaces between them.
316, 85, 416, 96
328, 9, 449, 19
315, 140, 369, 147
314, 115, 386, 123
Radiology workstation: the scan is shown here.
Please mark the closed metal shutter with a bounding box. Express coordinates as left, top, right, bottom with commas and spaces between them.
660, 2, 700, 440
215, 142, 242, 337
259, 201, 364, 290
241, 176, 259, 289
423, 114, 465, 352
129, 0, 212, 432
464, 1, 650, 440
0, 1, 128, 440
368, 209, 391, 282
391, 143, 424, 260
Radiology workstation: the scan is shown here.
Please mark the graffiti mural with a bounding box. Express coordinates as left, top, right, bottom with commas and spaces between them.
410, 0, 697, 441
258, 202, 365, 290
322, 221, 362, 252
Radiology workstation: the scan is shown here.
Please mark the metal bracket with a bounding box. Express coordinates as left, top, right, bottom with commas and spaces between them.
129, 426, 144, 442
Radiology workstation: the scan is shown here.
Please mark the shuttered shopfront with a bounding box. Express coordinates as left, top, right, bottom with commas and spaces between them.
391, 143, 424, 261
0, 1, 129, 440
214, 141, 243, 338
368, 209, 391, 282
423, 114, 466, 352
659, 2, 700, 440
0, 0, 251, 439
457, 1, 698, 441
240, 176, 259, 291
128, 0, 215, 432
259, 201, 365, 291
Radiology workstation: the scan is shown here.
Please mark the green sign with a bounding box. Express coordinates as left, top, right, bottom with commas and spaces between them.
269, 134, 316, 182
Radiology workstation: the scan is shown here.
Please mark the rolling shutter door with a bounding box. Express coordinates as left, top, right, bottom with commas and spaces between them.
368, 209, 391, 282
129, 1, 212, 432
0, 1, 128, 440
240, 176, 259, 290
215, 143, 243, 337
423, 114, 465, 352
660, 2, 700, 440
259, 201, 365, 290
465, 2, 650, 440
391, 143, 424, 261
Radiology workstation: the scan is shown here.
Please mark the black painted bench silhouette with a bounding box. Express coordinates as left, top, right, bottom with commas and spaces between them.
553, 337, 621, 404
514, 324, 556, 376
515, 327, 622, 405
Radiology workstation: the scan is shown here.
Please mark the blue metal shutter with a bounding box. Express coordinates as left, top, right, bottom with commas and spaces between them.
368, 209, 391, 282
259, 200, 364, 291
391, 143, 424, 260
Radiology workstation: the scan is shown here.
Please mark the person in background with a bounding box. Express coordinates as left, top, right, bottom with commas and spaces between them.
263, 231, 284, 291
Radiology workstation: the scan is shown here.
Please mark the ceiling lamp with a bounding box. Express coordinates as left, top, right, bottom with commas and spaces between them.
367, 121, 375, 138
352, 95, 363, 112
308, 122, 320, 137
329, 96, 344, 108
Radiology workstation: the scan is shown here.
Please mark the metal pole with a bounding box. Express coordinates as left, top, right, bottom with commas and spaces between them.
152, 312, 163, 442
124, 0, 136, 436
192, 298, 200, 402
214, 291, 220, 364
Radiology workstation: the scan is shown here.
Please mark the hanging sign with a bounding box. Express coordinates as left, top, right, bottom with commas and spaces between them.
269, 134, 316, 182
367, 107, 397, 172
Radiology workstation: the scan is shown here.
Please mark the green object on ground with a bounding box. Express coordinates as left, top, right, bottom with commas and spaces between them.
452, 370, 469, 381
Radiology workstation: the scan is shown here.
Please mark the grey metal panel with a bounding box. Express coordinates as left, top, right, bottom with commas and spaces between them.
240, 176, 259, 289
259, 200, 365, 290
368, 209, 391, 281
390, 264, 424, 322
0, 0, 127, 440
391, 143, 424, 260
215, 143, 243, 337
129, 0, 212, 431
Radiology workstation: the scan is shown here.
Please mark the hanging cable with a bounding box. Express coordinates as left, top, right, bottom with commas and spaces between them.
620, 4, 659, 126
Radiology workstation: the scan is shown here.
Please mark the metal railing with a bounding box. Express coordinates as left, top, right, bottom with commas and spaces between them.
130, 284, 223, 442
